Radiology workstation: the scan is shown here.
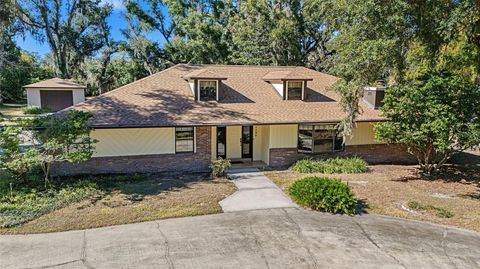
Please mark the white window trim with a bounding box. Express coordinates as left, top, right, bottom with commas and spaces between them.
286, 80, 305, 100
175, 127, 196, 154
193, 127, 197, 153
197, 80, 219, 101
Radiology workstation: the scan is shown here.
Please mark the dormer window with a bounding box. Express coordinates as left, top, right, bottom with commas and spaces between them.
262, 68, 312, 101
183, 69, 226, 102
286, 81, 304, 100
198, 80, 218, 101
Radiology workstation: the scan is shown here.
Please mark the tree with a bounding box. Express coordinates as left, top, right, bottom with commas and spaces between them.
0, 0, 21, 104
0, 127, 41, 182
326, 0, 412, 136
163, 0, 233, 64
82, 56, 148, 95
0, 50, 54, 102
0, 0, 19, 71
28, 110, 97, 185
327, 0, 480, 137
126, 0, 233, 64
228, 0, 334, 69
76, 16, 119, 95
15, 0, 113, 78
376, 73, 480, 175
121, 5, 167, 76
434, 0, 480, 84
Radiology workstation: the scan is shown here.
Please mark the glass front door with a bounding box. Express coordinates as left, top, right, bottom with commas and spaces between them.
241, 126, 253, 159
217, 127, 226, 159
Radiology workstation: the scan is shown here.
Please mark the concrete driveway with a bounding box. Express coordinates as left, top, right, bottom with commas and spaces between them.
1, 208, 479, 269
220, 168, 297, 212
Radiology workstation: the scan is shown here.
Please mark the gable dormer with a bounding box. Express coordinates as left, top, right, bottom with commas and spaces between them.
183, 69, 227, 102
262, 68, 313, 101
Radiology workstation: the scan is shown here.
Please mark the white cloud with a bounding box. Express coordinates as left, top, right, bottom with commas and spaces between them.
101, 0, 125, 10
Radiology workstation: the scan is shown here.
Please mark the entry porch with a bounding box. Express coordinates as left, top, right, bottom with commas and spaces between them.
210, 125, 297, 166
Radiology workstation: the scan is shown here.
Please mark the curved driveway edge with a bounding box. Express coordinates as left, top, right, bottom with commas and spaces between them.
2, 208, 480, 269
220, 168, 298, 212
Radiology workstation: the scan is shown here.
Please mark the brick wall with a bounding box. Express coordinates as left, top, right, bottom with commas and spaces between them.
52, 127, 212, 176
269, 144, 416, 168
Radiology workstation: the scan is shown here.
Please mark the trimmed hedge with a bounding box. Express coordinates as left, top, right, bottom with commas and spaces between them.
288, 176, 356, 214
290, 157, 368, 174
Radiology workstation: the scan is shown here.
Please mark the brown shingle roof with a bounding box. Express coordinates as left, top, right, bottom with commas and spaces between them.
24, 78, 86, 89
262, 68, 313, 81
68, 64, 382, 128
182, 69, 227, 80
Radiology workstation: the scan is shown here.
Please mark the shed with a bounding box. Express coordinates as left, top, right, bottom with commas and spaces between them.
24, 78, 86, 112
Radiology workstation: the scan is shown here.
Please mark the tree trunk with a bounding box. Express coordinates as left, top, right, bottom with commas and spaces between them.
41, 162, 51, 189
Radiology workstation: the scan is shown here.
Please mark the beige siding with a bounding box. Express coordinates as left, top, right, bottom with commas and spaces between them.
253, 125, 263, 161
226, 126, 242, 159
269, 124, 298, 149
260, 125, 270, 164
92, 128, 175, 157
346, 122, 379, 146
211, 126, 217, 160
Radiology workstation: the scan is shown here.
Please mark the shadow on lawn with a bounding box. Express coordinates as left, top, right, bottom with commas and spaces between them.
459, 192, 480, 200
55, 172, 213, 204
356, 199, 370, 215
393, 151, 480, 186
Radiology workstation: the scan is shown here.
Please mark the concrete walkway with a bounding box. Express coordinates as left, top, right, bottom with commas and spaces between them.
2, 208, 480, 269
220, 168, 297, 212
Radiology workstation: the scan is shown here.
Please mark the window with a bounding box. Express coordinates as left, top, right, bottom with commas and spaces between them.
175, 127, 195, 153
298, 124, 344, 153
198, 80, 217, 101
287, 81, 303, 100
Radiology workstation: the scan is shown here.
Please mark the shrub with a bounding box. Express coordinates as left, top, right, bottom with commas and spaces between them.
0, 127, 41, 182
210, 158, 231, 178
0, 180, 100, 227
288, 176, 356, 214
290, 157, 368, 174
22, 106, 48, 115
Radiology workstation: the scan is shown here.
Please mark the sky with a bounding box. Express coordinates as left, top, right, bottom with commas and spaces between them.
15, 0, 167, 57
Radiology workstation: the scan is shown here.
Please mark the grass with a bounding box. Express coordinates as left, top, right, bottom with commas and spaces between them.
0, 173, 236, 234
408, 201, 454, 218
0, 103, 27, 117
290, 157, 368, 174
22, 106, 48, 115
266, 152, 480, 232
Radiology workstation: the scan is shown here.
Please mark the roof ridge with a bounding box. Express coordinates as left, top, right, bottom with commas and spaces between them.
96, 64, 182, 98
23, 77, 86, 88
181, 63, 305, 68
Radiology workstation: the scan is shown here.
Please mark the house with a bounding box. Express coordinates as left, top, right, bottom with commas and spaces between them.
24, 78, 86, 112
54, 64, 413, 175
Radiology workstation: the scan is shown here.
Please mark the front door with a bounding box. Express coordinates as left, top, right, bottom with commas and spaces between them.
217, 127, 227, 159
241, 126, 253, 159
